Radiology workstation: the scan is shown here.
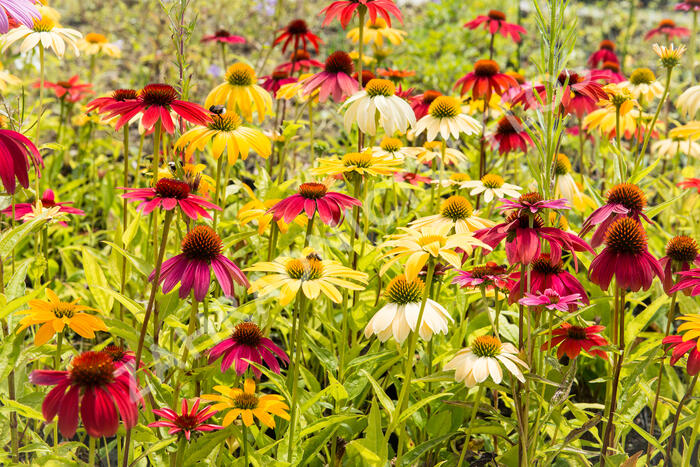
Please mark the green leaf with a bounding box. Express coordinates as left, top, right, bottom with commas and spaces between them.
389, 392, 452, 434
400, 433, 455, 466
359, 369, 394, 421
82, 247, 114, 313
0, 216, 47, 259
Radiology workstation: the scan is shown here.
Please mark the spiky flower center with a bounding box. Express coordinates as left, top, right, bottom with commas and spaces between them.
174, 414, 200, 430
602, 61, 620, 73
272, 70, 289, 80
155, 178, 191, 199
140, 84, 178, 107
325, 51, 354, 75
450, 173, 471, 182
566, 326, 589, 340
103, 345, 128, 363
85, 32, 107, 44
605, 217, 647, 254
554, 154, 572, 175
629, 68, 656, 85
286, 19, 309, 34
659, 19, 677, 28
470, 262, 507, 278
214, 29, 232, 38
496, 116, 521, 134
385, 275, 424, 305
380, 137, 402, 152
558, 70, 584, 86
519, 192, 543, 204
599, 40, 616, 51
441, 195, 473, 221
233, 392, 259, 410
70, 352, 115, 387
607, 183, 646, 212
474, 59, 500, 77
181, 226, 223, 261
421, 90, 441, 104
481, 173, 505, 188
368, 18, 388, 29
506, 212, 545, 229
544, 289, 561, 303
33, 16, 56, 32
487, 10, 506, 21
232, 322, 263, 347
208, 113, 242, 132
51, 302, 76, 319
417, 234, 446, 249
285, 258, 323, 280
429, 96, 460, 119
226, 63, 256, 86
471, 336, 502, 357
365, 79, 395, 97
530, 254, 563, 275
666, 236, 699, 263
342, 151, 373, 168
112, 89, 138, 101
298, 182, 328, 199
292, 49, 310, 61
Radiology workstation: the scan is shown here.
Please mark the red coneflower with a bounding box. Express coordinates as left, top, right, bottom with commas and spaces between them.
542, 323, 609, 360
274, 19, 322, 53
507, 253, 589, 306
29, 351, 142, 438
599, 61, 625, 84
645, 19, 690, 40
452, 262, 513, 290
86, 88, 139, 114
259, 69, 297, 94
580, 183, 651, 248
670, 268, 700, 296
269, 182, 361, 227
663, 334, 700, 375
302, 51, 359, 103
377, 67, 415, 82
497, 191, 569, 215
2, 188, 84, 226
463, 10, 527, 43
320, 0, 403, 29
277, 49, 324, 74
491, 115, 532, 155
676, 0, 700, 12
121, 178, 221, 220
149, 399, 222, 441
201, 29, 246, 44
353, 69, 376, 87
36, 75, 93, 103
393, 171, 432, 186
589, 217, 663, 292
208, 322, 289, 377
659, 236, 700, 293
151, 225, 249, 301
678, 178, 700, 193
454, 59, 518, 102
411, 90, 441, 120
102, 83, 211, 134
102, 345, 137, 370
587, 40, 619, 68
0, 129, 42, 195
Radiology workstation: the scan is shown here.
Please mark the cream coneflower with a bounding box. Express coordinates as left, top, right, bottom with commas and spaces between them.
205, 62, 273, 123
677, 85, 700, 119
364, 275, 453, 343
653, 43, 686, 69
409, 195, 495, 234
78, 32, 120, 57
413, 96, 481, 142
404, 141, 467, 166
371, 136, 412, 161
652, 137, 700, 159
2, 7, 82, 58
459, 173, 522, 203
311, 148, 402, 178
445, 335, 528, 387
620, 68, 663, 103
553, 154, 596, 211
341, 78, 415, 136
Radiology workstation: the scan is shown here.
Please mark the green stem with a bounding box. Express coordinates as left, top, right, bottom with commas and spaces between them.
357, 8, 366, 92
458, 385, 486, 467
243, 424, 250, 466
691, 10, 697, 85
175, 436, 186, 467
55, 332, 62, 369
304, 212, 315, 248
683, 399, 700, 467
89, 436, 96, 466
287, 294, 307, 462
213, 156, 224, 230
634, 67, 672, 175
668, 374, 699, 462
119, 126, 130, 323
0, 260, 18, 462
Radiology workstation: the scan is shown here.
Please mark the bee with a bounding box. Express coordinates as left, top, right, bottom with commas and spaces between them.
209, 105, 226, 115
306, 252, 322, 261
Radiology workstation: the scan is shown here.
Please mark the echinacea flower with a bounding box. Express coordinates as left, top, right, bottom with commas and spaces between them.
237, 184, 304, 234
507, 253, 589, 306
347, 17, 406, 46
371, 136, 412, 161
152, 225, 249, 301
247, 252, 368, 305
460, 173, 522, 203
0, 0, 40, 33
30, 351, 141, 438
259, 69, 296, 94
36, 75, 93, 103
77, 32, 120, 57
379, 224, 491, 280
454, 60, 518, 102
205, 63, 272, 124
341, 78, 415, 135
158, 162, 216, 198
646, 19, 690, 41
102, 345, 136, 371
490, 115, 532, 155
498, 192, 569, 215
2, 7, 82, 57
16, 289, 107, 346
320, 0, 403, 29
663, 333, 700, 375
276, 49, 324, 74
302, 51, 359, 103
620, 68, 664, 103
394, 171, 432, 186
269, 182, 361, 227
553, 154, 596, 211
409, 195, 494, 234
150, 399, 221, 441
676, 85, 700, 119
364, 274, 453, 343
445, 335, 528, 387
121, 178, 221, 220
413, 96, 481, 142
208, 322, 289, 376
588, 40, 619, 68
463, 10, 526, 43
404, 141, 467, 165
174, 111, 271, 164
86, 88, 139, 115
589, 217, 664, 292
274, 19, 322, 53
519, 289, 584, 312
452, 262, 513, 290
202, 379, 289, 428
676, 0, 700, 11
598, 61, 625, 84
103, 83, 211, 133
652, 137, 700, 159
312, 149, 402, 178
678, 177, 700, 193
542, 324, 608, 360
201, 29, 246, 44
0, 128, 42, 195
653, 43, 686, 69
670, 268, 700, 296
410, 90, 441, 120
2, 188, 83, 226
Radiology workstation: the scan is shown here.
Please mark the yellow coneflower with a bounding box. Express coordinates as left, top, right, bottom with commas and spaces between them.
78, 32, 120, 57
347, 18, 407, 46
311, 148, 402, 178
553, 154, 596, 211
205, 62, 272, 123
202, 379, 289, 428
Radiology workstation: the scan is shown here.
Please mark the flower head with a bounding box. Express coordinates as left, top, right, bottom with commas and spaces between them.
121, 178, 221, 220
208, 322, 289, 377
445, 335, 528, 387
202, 379, 289, 428
491, 115, 532, 155
347, 17, 406, 46
519, 288, 584, 312
670, 268, 700, 296
460, 174, 522, 203
508, 253, 589, 306
663, 333, 700, 375
452, 262, 513, 291
0, 129, 43, 195
2, 6, 82, 57
78, 32, 120, 57
409, 195, 494, 234
150, 399, 221, 441
660, 236, 700, 293
320, 0, 403, 29
269, 182, 361, 227
274, 19, 322, 53
404, 140, 468, 165
679, 178, 700, 193
302, 51, 359, 103
455, 59, 518, 102
313, 149, 402, 178
206, 63, 273, 124
201, 29, 246, 44
413, 96, 481, 142
463, 10, 526, 43
498, 192, 569, 215
542, 324, 608, 361
411, 90, 441, 120
0, 0, 40, 33
588, 40, 619, 68
37, 75, 93, 103
341, 78, 416, 135
653, 43, 686, 69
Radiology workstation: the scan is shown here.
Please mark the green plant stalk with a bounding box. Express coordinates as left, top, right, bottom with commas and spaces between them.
151, 121, 163, 343
267, 222, 279, 261
304, 212, 315, 248
287, 294, 308, 462
634, 67, 673, 174
395, 260, 436, 464
119, 126, 131, 323
667, 374, 699, 462
357, 8, 366, 93
174, 436, 186, 467
213, 156, 224, 230
89, 436, 96, 466
691, 10, 697, 85
55, 332, 62, 369
0, 259, 18, 462
173, 293, 199, 406
458, 384, 486, 467
243, 424, 249, 466
437, 139, 446, 209
683, 405, 700, 467
35, 46, 45, 167
619, 0, 636, 73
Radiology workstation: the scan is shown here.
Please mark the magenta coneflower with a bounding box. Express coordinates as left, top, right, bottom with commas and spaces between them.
519, 289, 584, 312
2, 188, 84, 226
670, 268, 700, 296
646, 19, 690, 40
86, 88, 139, 114
102, 345, 136, 370
260, 69, 297, 94
589, 217, 663, 292
201, 29, 246, 44
411, 90, 441, 120
277, 49, 324, 74
542, 324, 609, 360
152, 225, 249, 301
102, 83, 211, 134
508, 253, 589, 306
660, 236, 700, 293
269, 182, 361, 227
463, 10, 526, 43
587, 40, 619, 68
37, 75, 93, 103
491, 115, 532, 155
580, 183, 651, 248
121, 178, 220, 220
208, 322, 289, 377
455, 59, 518, 102
29, 351, 142, 438
676, 0, 700, 12
0, 0, 40, 33
320, 0, 403, 29
302, 51, 359, 103
150, 399, 222, 441
664, 334, 700, 374
598, 61, 625, 84
452, 262, 513, 290
0, 128, 42, 195
274, 19, 322, 53
497, 191, 569, 215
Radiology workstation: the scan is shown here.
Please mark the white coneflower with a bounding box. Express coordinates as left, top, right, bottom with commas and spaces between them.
371, 136, 413, 161
413, 96, 480, 142
619, 68, 663, 103
2, 7, 82, 58
404, 141, 467, 165
459, 173, 522, 203
652, 137, 700, 159
341, 78, 415, 136
553, 154, 595, 211
445, 335, 528, 387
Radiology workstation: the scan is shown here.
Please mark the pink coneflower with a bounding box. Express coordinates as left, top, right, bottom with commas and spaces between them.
302, 51, 359, 103
491, 115, 532, 155
598, 61, 625, 84
497, 191, 569, 215
101, 83, 211, 134
393, 171, 432, 186
208, 322, 289, 377
269, 182, 361, 227
589, 217, 663, 292
260, 69, 297, 94
588, 40, 619, 68
121, 178, 221, 220
580, 183, 651, 248
452, 262, 513, 290
152, 225, 249, 301
678, 177, 700, 193
277, 49, 324, 74
86, 88, 139, 114
320, 0, 403, 29
455, 59, 518, 102
676, 0, 700, 12
274, 19, 322, 53
663, 334, 700, 375
36, 75, 93, 103
150, 399, 222, 441
463, 10, 526, 43
29, 351, 141, 438
519, 289, 584, 312
0, 129, 42, 195
670, 268, 700, 296
508, 253, 589, 306
542, 324, 609, 360
646, 19, 690, 40
0, 0, 40, 33
411, 90, 441, 120
201, 29, 246, 44
2, 188, 84, 226
659, 236, 700, 293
